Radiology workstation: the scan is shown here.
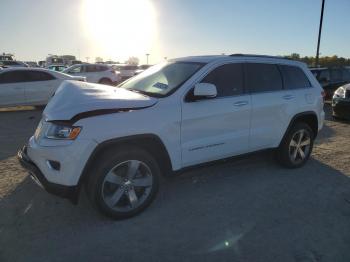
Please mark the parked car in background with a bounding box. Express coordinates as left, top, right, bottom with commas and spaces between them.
0, 53, 14, 61
25, 61, 40, 67
70, 60, 82, 66
332, 84, 350, 120
46, 55, 64, 67
38, 61, 46, 67
0, 67, 85, 107
114, 64, 138, 80
18, 54, 324, 219
134, 64, 152, 75
63, 64, 121, 85
48, 64, 67, 72
0, 60, 28, 68
311, 67, 350, 99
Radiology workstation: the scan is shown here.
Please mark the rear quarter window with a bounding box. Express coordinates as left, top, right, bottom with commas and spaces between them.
27, 71, 55, 81
279, 65, 311, 89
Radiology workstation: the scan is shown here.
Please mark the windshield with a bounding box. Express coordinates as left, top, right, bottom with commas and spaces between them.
119, 61, 204, 97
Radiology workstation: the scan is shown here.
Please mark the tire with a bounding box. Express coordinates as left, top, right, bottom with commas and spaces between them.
86, 146, 160, 219
99, 78, 113, 85
276, 122, 314, 168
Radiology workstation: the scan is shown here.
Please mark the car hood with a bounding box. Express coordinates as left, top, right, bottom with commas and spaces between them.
342, 83, 350, 91
43, 80, 158, 122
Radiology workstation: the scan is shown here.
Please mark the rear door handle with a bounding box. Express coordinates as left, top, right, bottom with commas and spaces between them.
233, 101, 248, 107
282, 94, 295, 100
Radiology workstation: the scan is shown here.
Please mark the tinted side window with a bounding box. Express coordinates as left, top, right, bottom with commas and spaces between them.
245, 63, 282, 93
27, 71, 55, 81
0, 71, 27, 83
318, 69, 330, 81
97, 65, 108, 72
201, 63, 244, 97
279, 65, 311, 89
342, 68, 350, 81
3, 61, 20, 66
330, 69, 342, 82
85, 65, 96, 72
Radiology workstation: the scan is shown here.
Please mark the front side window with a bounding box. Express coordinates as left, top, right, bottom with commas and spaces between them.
201, 63, 244, 97
342, 68, 350, 81
330, 69, 342, 82
279, 65, 311, 89
0, 71, 27, 83
119, 62, 204, 97
245, 63, 283, 93
318, 69, 330, 81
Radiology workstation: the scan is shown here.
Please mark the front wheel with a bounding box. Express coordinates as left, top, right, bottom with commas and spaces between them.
86, 147, 160, 219
276, 122, 314, 168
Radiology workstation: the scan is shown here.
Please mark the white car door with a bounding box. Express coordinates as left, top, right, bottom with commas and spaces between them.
0, 70, 26, 106
84, 65, 100, 83
246, 62, 292, 150
67, 65, 90, 81
181, 63, 251, 167
24, 71, 61, 105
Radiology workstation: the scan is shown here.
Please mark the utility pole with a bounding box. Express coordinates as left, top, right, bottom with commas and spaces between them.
315, 0, 325, 67
146, 53, 150, 65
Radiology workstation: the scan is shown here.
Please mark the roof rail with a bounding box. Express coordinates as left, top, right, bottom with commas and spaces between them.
229, 54, 290, 60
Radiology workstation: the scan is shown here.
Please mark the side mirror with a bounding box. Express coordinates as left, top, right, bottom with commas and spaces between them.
193, 83, 217, 99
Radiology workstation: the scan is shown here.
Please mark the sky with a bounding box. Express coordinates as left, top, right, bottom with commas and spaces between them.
1, 0, 349, 64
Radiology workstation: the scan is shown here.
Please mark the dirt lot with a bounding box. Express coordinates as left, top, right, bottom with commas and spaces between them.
0, 105, 349, 262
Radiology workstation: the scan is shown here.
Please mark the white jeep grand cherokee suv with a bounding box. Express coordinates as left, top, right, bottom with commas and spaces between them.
18, 55, 325, 219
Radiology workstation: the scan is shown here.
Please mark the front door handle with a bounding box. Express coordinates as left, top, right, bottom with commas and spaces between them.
234, 101, 248, 107
282, 94, 295, 100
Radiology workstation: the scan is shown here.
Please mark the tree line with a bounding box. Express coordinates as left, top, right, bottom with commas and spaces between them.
284, 53, 350, 67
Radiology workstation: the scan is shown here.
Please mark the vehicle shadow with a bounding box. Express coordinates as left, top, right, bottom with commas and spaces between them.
1, 153, 350, 262
324, 103, 350, 124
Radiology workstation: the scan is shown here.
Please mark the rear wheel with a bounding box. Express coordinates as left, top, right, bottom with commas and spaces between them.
276, 122, 314, 168
99, 78, 113, 85
86, 147, 160, 219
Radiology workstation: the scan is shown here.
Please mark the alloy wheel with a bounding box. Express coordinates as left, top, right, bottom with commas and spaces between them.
288, 129, 311, 164
101, 160, 153, 212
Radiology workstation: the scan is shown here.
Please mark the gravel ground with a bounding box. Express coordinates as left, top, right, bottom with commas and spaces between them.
0, 105, 349, 262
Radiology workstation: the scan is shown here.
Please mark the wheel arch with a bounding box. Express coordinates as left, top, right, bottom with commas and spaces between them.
280, 111, 319, 146
78, 134, 173, 188
98, 77, 112, 84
